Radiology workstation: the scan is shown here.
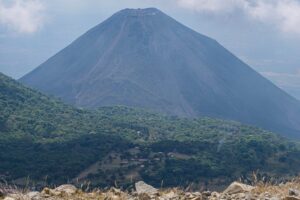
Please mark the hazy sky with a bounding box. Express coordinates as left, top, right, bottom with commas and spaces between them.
1, 0, 300, 99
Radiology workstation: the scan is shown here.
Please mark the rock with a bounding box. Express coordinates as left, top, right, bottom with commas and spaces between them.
184, 192, 193, 198
183, 192, 202, 200
135, 181, 158, 195
264, 192, 272, 198
191, 197, 201, 200
4, 194, 24, 200
3, 197, 16, 200
236, 193, 246, 198
105, 194, 122, 200
202, 191, 211, 196
161, 190, 179, 199
244, 193, 259, 200
223, 182, 254, 195
210, 191, 219, 198
53, 184, 77, 195
289, 189, 300, 196
283, 196, 300, 200
26, 191, 40, 200
193, 192, 202, 196
192, 192, 202, 200
270, 197, 280, 200
41, 187, 51, 195
40, 184, 77, 197
110, 188, 122, 195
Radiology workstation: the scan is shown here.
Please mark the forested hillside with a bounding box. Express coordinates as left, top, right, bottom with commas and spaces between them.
1, 73, 300, 189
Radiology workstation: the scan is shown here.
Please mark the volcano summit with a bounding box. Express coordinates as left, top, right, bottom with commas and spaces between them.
20, 8, 300, 138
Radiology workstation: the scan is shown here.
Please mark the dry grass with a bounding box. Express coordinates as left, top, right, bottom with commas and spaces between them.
250, 178, 300, 198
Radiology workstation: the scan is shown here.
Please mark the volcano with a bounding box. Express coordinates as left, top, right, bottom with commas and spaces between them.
20, 8, 300, 138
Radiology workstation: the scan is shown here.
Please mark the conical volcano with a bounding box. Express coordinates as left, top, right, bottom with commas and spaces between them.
20, 8, 300, 138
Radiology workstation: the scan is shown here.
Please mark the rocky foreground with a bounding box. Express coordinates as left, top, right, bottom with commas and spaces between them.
1, 180, 300, 200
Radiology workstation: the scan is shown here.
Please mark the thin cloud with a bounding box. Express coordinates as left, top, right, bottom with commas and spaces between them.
0, 0, 45, 34
177, 0, 300, 34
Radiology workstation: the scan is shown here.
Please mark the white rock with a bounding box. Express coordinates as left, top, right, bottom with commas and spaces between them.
270, 197, 280, 200
135, 181, 158, 195
53, 184, 77, 195
3, 197, 16, 200
26, 191, 40, 200
289, 189, 300, 196
223, 182, 254, 195
211, 191, 220, 198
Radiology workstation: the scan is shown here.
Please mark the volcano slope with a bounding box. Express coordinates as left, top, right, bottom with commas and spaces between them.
20, 8, 300, 138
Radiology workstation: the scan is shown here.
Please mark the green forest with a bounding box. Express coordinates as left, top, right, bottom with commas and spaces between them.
1, 72, 300, 189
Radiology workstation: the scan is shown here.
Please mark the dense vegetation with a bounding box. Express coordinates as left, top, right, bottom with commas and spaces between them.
1, 72, 300, 189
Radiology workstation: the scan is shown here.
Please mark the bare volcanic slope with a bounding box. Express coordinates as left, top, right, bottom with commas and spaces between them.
20, 8, 300, 138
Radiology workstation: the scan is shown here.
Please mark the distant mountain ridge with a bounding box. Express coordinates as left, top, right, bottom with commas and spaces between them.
20, 8, 300, 138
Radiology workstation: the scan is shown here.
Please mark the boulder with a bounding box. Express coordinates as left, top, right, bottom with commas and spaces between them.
41, 184, 77, 197
53, 184, 77, 195
135, 181, 158, 195
223, 182, 254, 195
289, 189, 300, 196
26, 191, 40, 200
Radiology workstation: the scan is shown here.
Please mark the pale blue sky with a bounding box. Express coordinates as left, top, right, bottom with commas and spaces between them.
1, 0, 300, 99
